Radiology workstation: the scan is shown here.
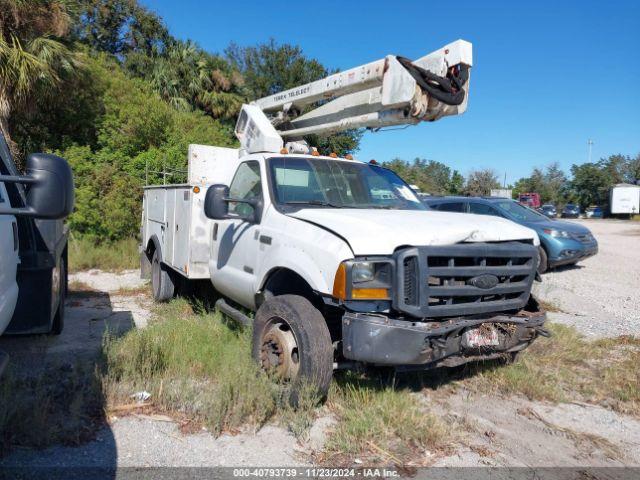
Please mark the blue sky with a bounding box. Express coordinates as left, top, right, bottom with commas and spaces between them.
141, 0, 639, 184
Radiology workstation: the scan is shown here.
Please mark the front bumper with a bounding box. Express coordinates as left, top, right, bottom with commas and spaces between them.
548, 240, 598, 267
341, 297, 547, 368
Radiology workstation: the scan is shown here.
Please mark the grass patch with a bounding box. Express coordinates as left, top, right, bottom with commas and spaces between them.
324, 372, 448, 464
102, 299, 279, 435
103, 299, 451, 462
459, 324, 640, 416
68, 236, 139, 272
0, 363, 105, 455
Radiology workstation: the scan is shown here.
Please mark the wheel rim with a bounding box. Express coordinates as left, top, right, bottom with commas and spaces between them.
259, 318, 300, 381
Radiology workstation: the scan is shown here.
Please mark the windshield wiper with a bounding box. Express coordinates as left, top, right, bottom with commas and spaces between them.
283, 200, 344, 208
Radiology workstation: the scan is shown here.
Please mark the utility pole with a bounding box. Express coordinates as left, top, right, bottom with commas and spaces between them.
587, 139, 594, 163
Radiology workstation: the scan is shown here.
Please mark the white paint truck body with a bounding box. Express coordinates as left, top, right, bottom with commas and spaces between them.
140, 40, 547, 399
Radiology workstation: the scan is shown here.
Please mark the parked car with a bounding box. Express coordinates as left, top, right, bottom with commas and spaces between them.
585, 206, 604, 218
538, 204, 557, 218
0, 132, 74, 375
561, 204, 581, 218
424, 197, 598, 274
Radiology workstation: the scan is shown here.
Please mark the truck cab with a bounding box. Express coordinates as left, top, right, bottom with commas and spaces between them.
0, 132, 74, 374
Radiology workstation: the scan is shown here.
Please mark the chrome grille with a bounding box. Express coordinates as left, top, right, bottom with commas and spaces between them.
395, 242, 537, 318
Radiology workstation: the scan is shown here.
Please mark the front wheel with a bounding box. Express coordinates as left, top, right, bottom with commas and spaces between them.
252, 295, 333, 405
50, 255, 66, 335
537, 247, 548, 274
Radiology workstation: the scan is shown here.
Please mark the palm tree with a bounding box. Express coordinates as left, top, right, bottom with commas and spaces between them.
0, 0, 80, 157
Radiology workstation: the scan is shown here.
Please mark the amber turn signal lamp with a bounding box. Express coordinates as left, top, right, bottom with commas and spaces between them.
311, 149, 320, 156
329, 152, 338, 158
280, 148, 288, 154
352, 288, 390, 300
332, 263, 347, 300
345, 154, 353, 160
192, 186, 200, 194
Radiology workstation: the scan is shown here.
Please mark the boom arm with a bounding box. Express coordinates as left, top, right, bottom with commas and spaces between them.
235, 39, 472, 154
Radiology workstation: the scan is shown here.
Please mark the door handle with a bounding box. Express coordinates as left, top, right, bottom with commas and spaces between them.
12, 221, 18, 251
212, 223, 218, 241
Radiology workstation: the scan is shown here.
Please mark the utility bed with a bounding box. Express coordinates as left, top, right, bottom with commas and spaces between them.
140, 144, 239, 279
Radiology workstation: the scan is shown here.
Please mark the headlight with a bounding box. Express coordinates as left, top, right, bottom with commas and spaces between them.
332, 259, 393, 301
352, 262, 374, 283
544, 228, 571, 238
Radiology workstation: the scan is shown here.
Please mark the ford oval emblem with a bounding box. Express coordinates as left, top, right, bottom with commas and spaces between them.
467, 274, 499, 289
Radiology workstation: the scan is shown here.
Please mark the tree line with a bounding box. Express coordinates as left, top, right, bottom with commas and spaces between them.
384, 154, 639, 210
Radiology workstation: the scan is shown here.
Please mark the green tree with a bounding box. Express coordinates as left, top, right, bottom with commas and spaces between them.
464, 169, 500, 196
226, 39, 360, 156
449, 170, 464, 194
60, 54, 235, 240
0, 0, 80, 158
382, 158, 464, 195
71, 0, 171, 57
568, 154, 636, 210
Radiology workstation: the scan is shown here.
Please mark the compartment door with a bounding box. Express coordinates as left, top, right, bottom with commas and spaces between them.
173, 188, 192, 274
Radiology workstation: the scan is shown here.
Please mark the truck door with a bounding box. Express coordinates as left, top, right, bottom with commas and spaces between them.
0, 181, 19, 334
209, 161, 263, 308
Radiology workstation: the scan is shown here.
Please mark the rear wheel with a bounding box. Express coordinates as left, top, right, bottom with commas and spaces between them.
537, 247, 548, 274
151, 248, 175, 302
50, 255, 66, 335
252, 295, 333, 405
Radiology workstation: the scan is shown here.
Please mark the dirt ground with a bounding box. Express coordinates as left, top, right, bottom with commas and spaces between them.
1, 219, 639, 470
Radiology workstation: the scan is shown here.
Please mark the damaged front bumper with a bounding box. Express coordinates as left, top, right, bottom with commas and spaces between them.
341, 297, 547, 369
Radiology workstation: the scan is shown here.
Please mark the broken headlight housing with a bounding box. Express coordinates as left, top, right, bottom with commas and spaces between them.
332, 258, 393, 300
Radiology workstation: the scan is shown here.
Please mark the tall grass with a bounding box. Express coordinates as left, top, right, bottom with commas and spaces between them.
326, 372, 447, 463
68, 236, 139, 272
102, 299, 280, 435
0, 363, 104, 454
460, 324, 640, 416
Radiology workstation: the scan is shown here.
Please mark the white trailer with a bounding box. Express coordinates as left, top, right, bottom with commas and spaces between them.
490, 188, 513, 199
610, 183, 640, 215
140, 40, 547, 402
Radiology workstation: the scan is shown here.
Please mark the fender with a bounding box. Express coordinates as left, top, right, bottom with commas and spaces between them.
148, 234, 163, 262
256, 244, 348, 297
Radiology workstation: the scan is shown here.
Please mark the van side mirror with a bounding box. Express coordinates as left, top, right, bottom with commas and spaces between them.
204, 184, 230, 219
0, 153, 74, 219
204, 184, 262, 223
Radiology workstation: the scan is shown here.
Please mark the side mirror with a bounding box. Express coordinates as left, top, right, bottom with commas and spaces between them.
204, 184, 230, 219
0, 153, 74, 219
204, 184, 262, 223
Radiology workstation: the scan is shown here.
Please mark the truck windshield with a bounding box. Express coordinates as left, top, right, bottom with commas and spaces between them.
496, 201, 548, 222
268, 157, 425, 210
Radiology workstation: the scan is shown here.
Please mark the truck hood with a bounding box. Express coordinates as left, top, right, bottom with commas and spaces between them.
289, 209, 539, 255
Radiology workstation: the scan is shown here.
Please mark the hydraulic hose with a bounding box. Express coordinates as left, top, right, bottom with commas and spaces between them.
396, 56, 470, 106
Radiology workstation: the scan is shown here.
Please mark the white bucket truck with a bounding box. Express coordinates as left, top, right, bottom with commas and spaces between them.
141, 40, 547, 399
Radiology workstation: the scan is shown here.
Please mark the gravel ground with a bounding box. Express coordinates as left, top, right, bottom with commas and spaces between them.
533, 219, 640, 338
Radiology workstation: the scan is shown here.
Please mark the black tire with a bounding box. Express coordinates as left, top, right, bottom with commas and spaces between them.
537, 246, 548, 274
50, 255, 66, 335
252, 295, 333, 405
151, 248, 175, 302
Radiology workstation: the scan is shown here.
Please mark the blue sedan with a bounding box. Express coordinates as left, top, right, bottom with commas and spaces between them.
423, 196, 598, 274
